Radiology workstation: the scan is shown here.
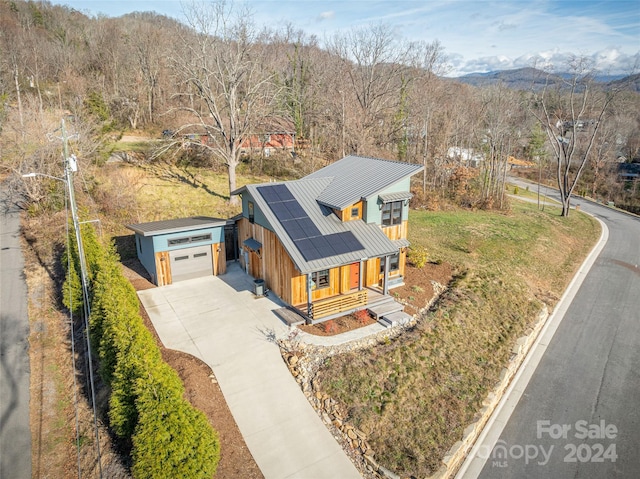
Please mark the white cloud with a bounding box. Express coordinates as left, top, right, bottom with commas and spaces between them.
318, 11, 334, 21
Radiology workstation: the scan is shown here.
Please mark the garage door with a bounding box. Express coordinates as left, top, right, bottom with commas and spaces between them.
169, 245, 213, 282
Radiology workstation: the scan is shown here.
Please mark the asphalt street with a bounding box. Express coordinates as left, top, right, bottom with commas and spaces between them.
463, 181, 640, 478
0, 188, 32, 478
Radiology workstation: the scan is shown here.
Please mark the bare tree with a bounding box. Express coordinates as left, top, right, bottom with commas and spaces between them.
171, 1, 276, 206
530, 58, 618, 216
327, 24, 414, 155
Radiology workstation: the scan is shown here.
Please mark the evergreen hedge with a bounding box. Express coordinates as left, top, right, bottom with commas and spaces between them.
63, 223, 220, 478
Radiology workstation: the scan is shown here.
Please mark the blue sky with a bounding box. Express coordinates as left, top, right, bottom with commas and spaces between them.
51, 0, 640, 76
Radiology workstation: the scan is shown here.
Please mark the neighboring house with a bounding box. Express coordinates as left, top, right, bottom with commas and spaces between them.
127, 216, 230, 286
239, 131, 295, 157
618, 162, 640, 181
232, 155, 423, 322
447, 146, 484, 168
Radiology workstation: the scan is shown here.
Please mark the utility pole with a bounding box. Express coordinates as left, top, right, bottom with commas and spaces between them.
61, 119, 103, 478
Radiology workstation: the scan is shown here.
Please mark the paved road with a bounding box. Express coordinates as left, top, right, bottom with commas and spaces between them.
0, 189, 32, 478
461, 181, 640, 478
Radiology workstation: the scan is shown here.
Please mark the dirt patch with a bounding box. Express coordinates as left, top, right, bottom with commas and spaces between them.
390, 261, 453, 312
124, 261, 263, 479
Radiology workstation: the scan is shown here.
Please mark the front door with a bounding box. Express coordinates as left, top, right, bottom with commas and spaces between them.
350, 262, 360, 290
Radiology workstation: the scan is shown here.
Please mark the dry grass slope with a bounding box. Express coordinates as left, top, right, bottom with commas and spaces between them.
315, 202, 600, 477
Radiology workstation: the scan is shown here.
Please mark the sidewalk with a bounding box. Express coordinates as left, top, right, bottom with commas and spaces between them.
138, 263, 362, 479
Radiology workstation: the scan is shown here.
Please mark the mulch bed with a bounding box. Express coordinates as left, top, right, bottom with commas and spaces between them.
299, 313, 377, 336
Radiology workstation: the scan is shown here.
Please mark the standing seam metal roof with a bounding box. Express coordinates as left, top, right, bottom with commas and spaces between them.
127, 216, 227, 237
305, 155, 424, 210
244, 178, 400, 273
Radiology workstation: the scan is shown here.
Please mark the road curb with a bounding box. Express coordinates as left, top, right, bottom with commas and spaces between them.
455, 213, 609, 479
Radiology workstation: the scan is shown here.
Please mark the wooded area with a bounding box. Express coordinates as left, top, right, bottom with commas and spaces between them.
1, 0, 639, 214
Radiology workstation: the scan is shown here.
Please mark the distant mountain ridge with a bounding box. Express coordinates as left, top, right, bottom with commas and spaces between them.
451, 67, 637, 92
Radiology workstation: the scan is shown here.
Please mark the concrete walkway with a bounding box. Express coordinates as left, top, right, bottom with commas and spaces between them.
138, 263, 361, 479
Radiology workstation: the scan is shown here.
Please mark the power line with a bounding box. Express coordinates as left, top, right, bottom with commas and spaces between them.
60, 119, 103, 478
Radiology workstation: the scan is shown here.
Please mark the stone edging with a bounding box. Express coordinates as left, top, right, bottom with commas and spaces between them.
278, 284, 445, 478
279, 293, 549, 479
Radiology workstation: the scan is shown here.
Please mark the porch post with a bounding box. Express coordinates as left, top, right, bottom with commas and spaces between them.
306, 273, 313, 317
382, 255, 390, 295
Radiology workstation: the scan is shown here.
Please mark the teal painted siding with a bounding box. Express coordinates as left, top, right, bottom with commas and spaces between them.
151, 226, 225, 252
241, 191, 273, 231
363, 178, 412, 224
136, 235, 156, 281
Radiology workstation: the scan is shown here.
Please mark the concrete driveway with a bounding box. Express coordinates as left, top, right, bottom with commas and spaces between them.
138, 262, 361, 479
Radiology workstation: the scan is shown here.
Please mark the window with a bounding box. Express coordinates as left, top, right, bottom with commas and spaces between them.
351, 207, 359, 218
381, 201, 403, 226
137, 236, 143, 254
311, 270, 330, 289
194, 252, 208, 258
174, 255, 189, 261
190, 234, 212, 243
168, 237, 190, 246
380, 253, 400, 274
248, 201, 255, 223
167, 233, 212, 247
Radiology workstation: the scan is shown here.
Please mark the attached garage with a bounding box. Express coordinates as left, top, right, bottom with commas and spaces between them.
127, 216, 229, 286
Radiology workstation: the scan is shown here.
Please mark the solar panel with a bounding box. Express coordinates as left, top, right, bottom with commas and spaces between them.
285, 201, 307, 219
257, 185, 279, 203
326, 232, 365, 256
294, 238, 323, 261
272, 184, 295, 201
258, 183, 365, 262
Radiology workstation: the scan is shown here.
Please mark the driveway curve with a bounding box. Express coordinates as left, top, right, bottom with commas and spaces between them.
138, 263, 361, 479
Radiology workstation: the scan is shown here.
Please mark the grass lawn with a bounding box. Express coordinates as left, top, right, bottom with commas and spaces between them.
92, 163, 269, 237
506, 182, 561, 204
315, 202, 600, 477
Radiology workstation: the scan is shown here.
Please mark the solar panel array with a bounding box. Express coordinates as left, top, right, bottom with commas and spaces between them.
257, 184, 365, 262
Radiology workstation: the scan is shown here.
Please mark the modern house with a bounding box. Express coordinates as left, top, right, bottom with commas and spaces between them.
232, 155, 423, 322
128, 155, 423, 323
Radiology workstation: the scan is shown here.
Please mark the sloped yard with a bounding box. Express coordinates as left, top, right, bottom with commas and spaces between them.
311, 202, 600, 477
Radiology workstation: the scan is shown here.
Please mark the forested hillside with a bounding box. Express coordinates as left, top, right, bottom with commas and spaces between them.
1, 0, 639, 212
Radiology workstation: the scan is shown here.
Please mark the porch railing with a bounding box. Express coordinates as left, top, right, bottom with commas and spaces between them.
310, 289, 368, 320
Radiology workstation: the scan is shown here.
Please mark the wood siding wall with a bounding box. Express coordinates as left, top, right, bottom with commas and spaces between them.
155, 251, 171, 286
237, 217, 298, 304
212, 243, 226, 275
334, 201, 363, 222
382, 220, 408, 240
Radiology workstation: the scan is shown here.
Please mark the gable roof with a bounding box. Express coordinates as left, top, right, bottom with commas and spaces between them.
237, 178, 405, 274
304, 155, 423, 210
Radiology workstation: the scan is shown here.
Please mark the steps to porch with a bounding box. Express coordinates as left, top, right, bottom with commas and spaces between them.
367, 297, 412, 328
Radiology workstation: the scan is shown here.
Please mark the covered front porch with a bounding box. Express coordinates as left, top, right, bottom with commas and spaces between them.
292, 286, 403, 324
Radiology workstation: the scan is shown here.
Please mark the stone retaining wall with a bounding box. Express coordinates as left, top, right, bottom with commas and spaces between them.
279, 289, 549, 479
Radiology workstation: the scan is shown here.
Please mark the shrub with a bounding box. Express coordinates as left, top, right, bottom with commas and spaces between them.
408, 246, 429, 268
63, 222, 220, 475
132, 362, 220, 478
514, 186, 520, 195
354, 309, 370, 325
322, 320, 337, 334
